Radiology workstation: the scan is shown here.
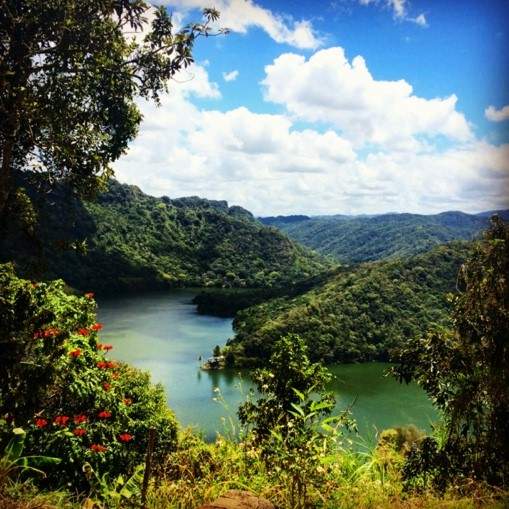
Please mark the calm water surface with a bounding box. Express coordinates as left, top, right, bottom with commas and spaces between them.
97, 290, 438, 443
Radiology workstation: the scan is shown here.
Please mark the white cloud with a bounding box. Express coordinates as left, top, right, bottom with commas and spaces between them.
262, 47, 472, 149
387, 0, 406, 18
222, 70, 239, 82
155, 0, 322, 49
113, 50, 508, 217
485, 104, 509, 122
357, 0, 428, 27
411, 13, 428, 27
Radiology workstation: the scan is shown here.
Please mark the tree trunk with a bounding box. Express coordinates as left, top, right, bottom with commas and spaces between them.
0, 137, 13, 218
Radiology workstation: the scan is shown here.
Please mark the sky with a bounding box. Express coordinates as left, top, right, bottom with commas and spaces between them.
114, 0, 509, 216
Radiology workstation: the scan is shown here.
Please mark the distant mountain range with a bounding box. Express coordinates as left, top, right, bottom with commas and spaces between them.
259, 210, 509, 263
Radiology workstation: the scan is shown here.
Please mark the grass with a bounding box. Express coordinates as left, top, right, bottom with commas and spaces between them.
1, 430, 507, 508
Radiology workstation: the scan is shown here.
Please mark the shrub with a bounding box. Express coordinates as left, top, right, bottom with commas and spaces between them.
0, 264, 177, 490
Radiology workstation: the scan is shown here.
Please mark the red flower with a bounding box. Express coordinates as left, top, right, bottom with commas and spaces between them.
102, 382, 111, 391
123, 398, 132, 406
103, 344, 113, 351
73, 414, 87, 424
90, 323, 103, 332
90, 444, 107, 453
77, 328, 89, 336
73, 428, 87, 437
84, 292, 95, 299
96, 360, 116, 369
118, 433, 133, 443
69, 348, 81, 358
53, 415, 70, 427
35, 418, 48, 429
43, 327, 60, 338
97, 410, 112, 419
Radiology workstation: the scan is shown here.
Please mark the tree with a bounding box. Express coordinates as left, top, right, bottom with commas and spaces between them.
238, 333, 334, 443
238, 334, 351, 508
393, 216, 509, 488
0, 0, 225, 217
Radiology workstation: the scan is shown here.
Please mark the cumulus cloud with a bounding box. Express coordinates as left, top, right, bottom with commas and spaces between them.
112, 49, 508, 216
485, 104, 509, 122
262, 47, 472, 149
154, 0, 322, 49
222, 70, 239, 82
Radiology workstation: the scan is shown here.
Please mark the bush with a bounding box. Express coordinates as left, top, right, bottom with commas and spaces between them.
0, 264, 177, 490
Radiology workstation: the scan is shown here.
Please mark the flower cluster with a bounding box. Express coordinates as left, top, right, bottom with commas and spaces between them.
69, 348, 82, 358
90, 444, 107, 453
97, 360, 116, 369
98, 410, 112, 420
54, 415, 70, 427
33, 327, 60, 339
118, 433, 133, 443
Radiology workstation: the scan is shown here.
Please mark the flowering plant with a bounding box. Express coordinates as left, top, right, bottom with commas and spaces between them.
0, 264, 177, 490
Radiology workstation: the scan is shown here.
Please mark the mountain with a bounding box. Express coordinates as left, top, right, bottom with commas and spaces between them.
259, 211, 504, 263
226, 242, 471, 366
0, 177, 327, 293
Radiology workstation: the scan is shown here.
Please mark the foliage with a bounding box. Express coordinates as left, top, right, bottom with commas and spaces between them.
239, 335, 353, 508
238, 335, 335, 442
393, 217, 509, 488
86, 463, 144, 508
0, 177, 327, 292
0, 427, 61, 493
229, 243, 470, 366
0, 264, 177, 490
0, 0, 225, 215
262, 211, 498, 264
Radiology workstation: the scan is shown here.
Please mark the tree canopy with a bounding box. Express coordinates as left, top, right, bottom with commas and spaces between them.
0, 0, 224, 217
393, 216, 509, 488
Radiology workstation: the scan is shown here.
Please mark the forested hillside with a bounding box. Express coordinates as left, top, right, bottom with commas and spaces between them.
227, 242, 470, 366
260, 211, 502, 263
0, 177, 326, 293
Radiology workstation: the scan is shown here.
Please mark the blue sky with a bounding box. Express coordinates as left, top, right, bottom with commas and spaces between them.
115, 0, 509, 215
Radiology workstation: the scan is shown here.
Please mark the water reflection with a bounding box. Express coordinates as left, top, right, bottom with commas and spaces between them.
98, 291, 438, 443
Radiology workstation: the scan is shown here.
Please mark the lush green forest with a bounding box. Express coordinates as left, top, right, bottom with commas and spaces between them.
260, 211, 508, 263
227, 242, 469, 366
0, 176, 326, 293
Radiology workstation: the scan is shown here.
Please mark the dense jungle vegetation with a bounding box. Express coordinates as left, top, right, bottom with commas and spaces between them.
260, 211, 508, 263
227, 242, 470, 366
0, 176, 326, 293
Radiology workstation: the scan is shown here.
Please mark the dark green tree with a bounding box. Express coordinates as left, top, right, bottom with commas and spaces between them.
0, 0, 225, 216
393, 216, 509, 488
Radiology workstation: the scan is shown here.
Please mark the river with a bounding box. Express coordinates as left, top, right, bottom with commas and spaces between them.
97, 290, 438, 444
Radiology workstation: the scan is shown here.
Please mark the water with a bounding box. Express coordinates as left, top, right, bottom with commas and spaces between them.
97, 290, 438, 443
